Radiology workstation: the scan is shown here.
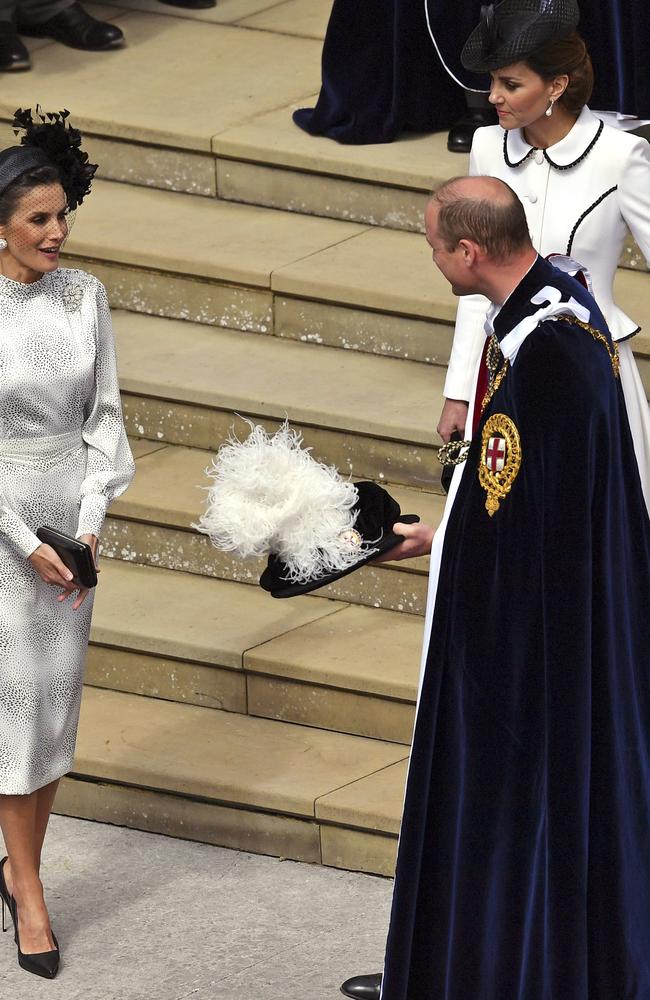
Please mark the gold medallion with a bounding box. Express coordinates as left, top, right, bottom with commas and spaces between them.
479, 414, 522, 517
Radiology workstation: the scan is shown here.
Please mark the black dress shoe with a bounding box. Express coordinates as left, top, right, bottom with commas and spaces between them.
17, 2, 124, 50
0, 22, 31, 71
157, 0, 216, 7
447, 108, 498, 154
340, 972, 382, 1000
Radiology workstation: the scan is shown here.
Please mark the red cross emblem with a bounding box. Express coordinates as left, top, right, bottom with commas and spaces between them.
486, 436, 506, 472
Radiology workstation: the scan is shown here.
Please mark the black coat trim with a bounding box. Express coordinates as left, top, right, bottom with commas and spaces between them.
617, 326, 641, 343
503, 119, 605, 170
566, 185, 618, 254
503, 130, 534, 168
544, 119, 604, 169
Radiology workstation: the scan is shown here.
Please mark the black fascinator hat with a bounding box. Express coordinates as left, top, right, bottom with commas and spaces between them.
195, 420, 419, 600
461, 0, 580, 73
0, 107, 97, 208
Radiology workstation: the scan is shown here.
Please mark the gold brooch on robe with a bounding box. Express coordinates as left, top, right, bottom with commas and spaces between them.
479, 414, 521, 516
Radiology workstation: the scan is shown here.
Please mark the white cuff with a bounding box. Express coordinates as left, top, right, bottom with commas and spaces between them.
77, 493, 108, 539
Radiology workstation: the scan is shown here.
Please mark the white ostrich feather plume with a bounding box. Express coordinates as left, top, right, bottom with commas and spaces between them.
195, 420, 375, 584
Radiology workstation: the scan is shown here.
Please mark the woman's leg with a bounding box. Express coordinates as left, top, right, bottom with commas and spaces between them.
0, 790, 56, 954
34, 779, 60, 872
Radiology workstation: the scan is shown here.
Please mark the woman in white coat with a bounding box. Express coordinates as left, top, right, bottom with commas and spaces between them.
438, 1, 650, 514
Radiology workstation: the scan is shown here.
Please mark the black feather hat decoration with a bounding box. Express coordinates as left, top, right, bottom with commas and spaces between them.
12, 107, 97, 210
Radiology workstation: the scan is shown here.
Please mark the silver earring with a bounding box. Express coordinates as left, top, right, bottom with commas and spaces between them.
0, 238, 7, 251
545, 99, 555, 118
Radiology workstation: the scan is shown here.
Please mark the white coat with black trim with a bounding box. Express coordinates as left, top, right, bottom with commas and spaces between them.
444, 106, 650, 401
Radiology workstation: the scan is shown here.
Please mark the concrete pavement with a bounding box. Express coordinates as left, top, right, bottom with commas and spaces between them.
0, 815, 391, 999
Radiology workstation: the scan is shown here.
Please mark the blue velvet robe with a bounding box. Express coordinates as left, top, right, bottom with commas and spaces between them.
294, 2, 649, 145
293, 0, 486, 144
581, 1, 650, 119
381, 257, 650, 999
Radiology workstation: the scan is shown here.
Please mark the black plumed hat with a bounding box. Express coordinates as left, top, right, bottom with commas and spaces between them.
260, 480, 419, 598
461, 0, 580, 73
195, 420, 419, 600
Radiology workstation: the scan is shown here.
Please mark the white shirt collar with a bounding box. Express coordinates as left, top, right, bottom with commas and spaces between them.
504, 106, 603, 170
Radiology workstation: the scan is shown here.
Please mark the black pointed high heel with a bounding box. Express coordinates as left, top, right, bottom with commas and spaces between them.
0, 857, 60, 979
0, 856, 16, 942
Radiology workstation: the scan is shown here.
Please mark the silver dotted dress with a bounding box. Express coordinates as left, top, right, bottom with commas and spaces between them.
0, 267, 134, 795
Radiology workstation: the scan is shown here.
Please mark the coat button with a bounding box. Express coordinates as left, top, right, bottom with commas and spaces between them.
533, 149, 545, 164
527, 193, 538, 203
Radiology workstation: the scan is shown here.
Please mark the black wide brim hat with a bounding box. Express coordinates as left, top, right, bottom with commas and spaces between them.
260, 481, 419, 599
461, 0, 580, 73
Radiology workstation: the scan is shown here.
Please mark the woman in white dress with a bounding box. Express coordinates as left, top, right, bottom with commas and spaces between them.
0, 110, 134, 979
436, 1, 650, 514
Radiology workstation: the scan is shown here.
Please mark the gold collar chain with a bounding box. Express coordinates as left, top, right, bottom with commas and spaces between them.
554, 313, 620, 378
481, 334, 509, 415
437, 316, 617, 471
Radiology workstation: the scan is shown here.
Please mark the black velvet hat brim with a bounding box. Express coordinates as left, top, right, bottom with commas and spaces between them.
259, 514, 420, 599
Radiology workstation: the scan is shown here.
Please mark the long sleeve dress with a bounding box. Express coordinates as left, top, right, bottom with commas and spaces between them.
0, 267, 134, 796
443, 107, 650, 513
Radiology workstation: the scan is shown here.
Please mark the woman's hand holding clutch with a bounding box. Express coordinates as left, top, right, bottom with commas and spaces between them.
67, 533, 99, 609
29, 534, 99, 610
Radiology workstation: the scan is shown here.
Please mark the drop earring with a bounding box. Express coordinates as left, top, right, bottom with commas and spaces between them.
545, 99, 555, 118
0, 239, 7, 252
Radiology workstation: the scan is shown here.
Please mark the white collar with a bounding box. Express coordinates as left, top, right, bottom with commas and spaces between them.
504, 106, 603, 170
499, 289, 591, 365
484, 301, 501, 337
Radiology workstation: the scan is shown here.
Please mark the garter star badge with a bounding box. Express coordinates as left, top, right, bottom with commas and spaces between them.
479, 414, 522, 517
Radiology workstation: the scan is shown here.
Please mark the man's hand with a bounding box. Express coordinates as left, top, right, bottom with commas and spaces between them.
372, 521, 435, 563
437, 398, 469, 443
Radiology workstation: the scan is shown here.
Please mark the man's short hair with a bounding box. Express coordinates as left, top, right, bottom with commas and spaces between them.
431, 177, 532, 262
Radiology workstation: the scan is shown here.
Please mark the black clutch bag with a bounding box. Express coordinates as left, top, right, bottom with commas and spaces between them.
36, 526, 98, 589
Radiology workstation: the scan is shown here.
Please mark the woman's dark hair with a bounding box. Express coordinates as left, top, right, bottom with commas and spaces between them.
0, 164, 64, 226
525, 32, 594, 114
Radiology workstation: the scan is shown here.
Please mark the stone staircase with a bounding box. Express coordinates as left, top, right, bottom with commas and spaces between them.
1, 0, 648, 876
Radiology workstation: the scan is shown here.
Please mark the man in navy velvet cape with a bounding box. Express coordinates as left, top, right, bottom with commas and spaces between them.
354, 176, 650, 1000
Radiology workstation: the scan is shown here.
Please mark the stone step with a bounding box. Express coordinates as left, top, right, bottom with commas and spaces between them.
89, 559, 422, 742
2, 75, 645, 274
0, 2, 645, 270
0, 10, 323, 187
112, 310, 447, 492
62, 177, 458, 365
57, 684, 408, 874
106, 439, 444, 613
212, 100, 649, 275
64, 179, 650, 370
